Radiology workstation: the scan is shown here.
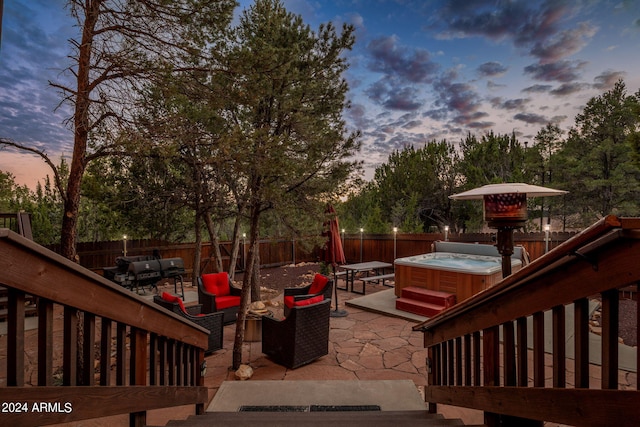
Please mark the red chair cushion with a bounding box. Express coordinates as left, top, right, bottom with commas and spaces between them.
215, 295, 241, 310
161, 292, 186, 313
293, 295, 323, 307
284, 295, 295, 308
309, 274, 329, 295
201, 272, 231, 296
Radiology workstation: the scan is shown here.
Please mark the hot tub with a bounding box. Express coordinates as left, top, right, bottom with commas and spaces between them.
394, 242, 523, 302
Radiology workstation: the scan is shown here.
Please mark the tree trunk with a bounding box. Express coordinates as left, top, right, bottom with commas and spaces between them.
228, 214, 242, 281
193, 213, 203, 280
205, 214, 224, 272
232, 204, 261, 369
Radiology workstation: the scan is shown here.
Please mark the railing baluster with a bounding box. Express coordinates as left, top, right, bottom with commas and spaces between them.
464, 334, 471, 386
7, 288, 25, 386
168, 340, 176, 386
447, 339, 454, 386
483, 326, 500, 387
552, 305, 565, 388
37, 298, 54, 386
100, 318, 112, 386
601, 289, 619, 389
116, 323, 127, 385
455, 337, 462, 386
150, 333, 158, 386
503, 321, 516, 386
533, 311, 545, 387
573, 298, 589, 388
63, 307, 78, 386
473, 331, 481, 386
516, 316, 528, 387
159, 337, 167, 386
83, 312, 96, 386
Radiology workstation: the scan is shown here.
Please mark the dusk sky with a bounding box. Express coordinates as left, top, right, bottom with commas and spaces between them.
1, 0, 640, 189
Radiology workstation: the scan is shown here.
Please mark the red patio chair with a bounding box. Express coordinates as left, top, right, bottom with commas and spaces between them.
197, 272, 241, 324
283, 273, 333, 317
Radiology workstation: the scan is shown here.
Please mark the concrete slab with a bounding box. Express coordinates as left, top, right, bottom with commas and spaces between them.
207, 379, 427, 412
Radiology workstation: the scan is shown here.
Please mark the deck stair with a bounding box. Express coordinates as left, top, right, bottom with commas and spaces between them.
148, 410, 480, 426
395, 286, 456, 317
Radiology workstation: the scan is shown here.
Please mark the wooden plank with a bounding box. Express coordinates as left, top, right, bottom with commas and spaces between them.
472, 331, 480, 386
130, 327, 147, 386
503, 321, 516, 387
516, 316, 528, 387
7, 288, 25, 386
37, 299, 53, 386
483, 326, 500, 387
601, 289, 619, 389
463, 334, 471, 386
424, 386, 640, 427
63, 306, 77, 386
100, 318, 112, 386
455, 337, 462, 386
116, 323, 127, 386
0, 386, 207, 427
83, 312, 96, 386
552, 305, 566, 388
574, 298, 589, 388
533, 311, 544, 387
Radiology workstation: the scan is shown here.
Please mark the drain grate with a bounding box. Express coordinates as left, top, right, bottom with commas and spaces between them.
239, 405, 381, 412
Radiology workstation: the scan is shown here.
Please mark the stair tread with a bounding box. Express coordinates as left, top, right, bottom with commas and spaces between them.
396, 297, 445, 308
401, 286, 454, 297
159, 410, 469, 426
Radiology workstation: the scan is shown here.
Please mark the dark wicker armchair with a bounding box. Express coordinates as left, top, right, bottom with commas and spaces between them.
153, 293, 224, 354
197, 272, 241, 324
262, 298, 331, 369
283, 273, 333, 317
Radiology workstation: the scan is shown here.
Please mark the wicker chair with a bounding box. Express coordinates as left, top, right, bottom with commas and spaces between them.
262, 298, 331, 369
197, 272, 241, 324
283, 273, 333, 317
153, 293, 224, 354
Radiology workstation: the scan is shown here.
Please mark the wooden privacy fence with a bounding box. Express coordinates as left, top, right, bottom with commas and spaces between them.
60, 231, 577, 280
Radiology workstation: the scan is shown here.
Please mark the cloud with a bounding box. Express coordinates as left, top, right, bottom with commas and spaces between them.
491, 97, 530, 110
434, 0, 573, 49
513, 112, 548, 125
549, 82, 588, 96
522, 84, 553, 93
366, 35, 440, 83
477, 61, 508, 78
523, 60, 587, 82
592, 70, 626, 90
530, 22, 597, 63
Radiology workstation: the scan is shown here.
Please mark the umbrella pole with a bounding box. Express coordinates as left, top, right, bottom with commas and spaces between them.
330, 263, 348, 317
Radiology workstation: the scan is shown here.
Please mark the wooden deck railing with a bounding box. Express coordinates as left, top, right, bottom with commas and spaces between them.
415, 216, 639, 427
0, 229, 209, 427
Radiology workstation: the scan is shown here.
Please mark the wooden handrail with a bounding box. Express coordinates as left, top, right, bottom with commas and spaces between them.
0, 229, 209, 427
414, 216, 640, 427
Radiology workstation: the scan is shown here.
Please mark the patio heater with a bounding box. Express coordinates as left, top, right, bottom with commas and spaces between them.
450, 183, 567, 278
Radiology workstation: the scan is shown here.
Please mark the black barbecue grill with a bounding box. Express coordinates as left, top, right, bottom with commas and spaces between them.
103, 255, 185, 297
158, 258, 185, 298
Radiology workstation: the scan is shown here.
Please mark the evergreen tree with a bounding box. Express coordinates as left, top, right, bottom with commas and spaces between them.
555, 80, 640, 226
226, 0, 360, 369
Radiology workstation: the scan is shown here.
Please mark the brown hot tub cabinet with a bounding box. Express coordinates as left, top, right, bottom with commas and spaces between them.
394, 241, 525, 303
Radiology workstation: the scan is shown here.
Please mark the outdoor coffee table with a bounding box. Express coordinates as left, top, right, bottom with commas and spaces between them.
244, 309, 272, 342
